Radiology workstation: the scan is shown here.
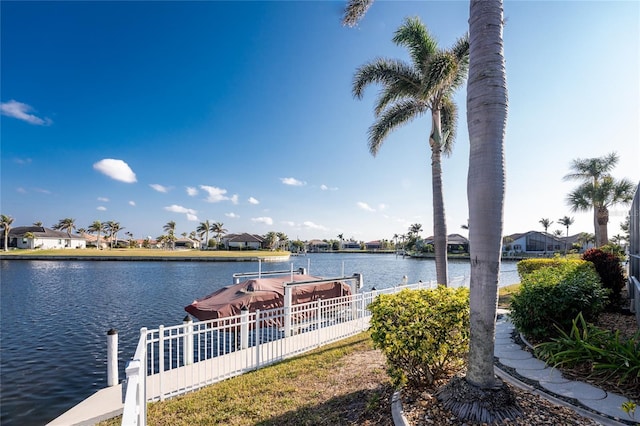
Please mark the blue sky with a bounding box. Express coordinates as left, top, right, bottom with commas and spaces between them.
1, 1, 638, 243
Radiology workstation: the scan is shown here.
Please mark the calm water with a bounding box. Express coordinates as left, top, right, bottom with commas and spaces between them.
0, 253, 519, 425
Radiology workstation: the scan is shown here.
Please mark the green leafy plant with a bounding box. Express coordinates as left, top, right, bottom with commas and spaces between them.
368, 286, 470, 388
516, 257, 585, 280
510, 262, 607, 340
536, 313, 640, 386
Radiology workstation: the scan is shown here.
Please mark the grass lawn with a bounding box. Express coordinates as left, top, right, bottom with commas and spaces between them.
498, 283, 521, 308
0, 248, 290, 258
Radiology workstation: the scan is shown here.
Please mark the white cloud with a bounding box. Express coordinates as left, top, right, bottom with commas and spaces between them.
320, 184, 338, 191
34, 188, 51, 194
93, 159, 137, 183
164, 204, 197, 215
186, 186, 198, 196
282, 221, 296, 227
280, 177, 306, 186
225, 212, 239, 219
248, 197, 259, 205
1, 100, 52, 125
251, 216, 273, 225
186, 213, 198, 221
97, 197, 109, 202
150, 184, 170, 193
303, 221, 328, 231
231, 194, 239, 205
17, 187, 27, 194
129, 201, 136, 206
97, 206, 107, 211
357, 202, 375, 212
200, 185, 229, 203
378, 203, 388, 211
14, 158, 32, 165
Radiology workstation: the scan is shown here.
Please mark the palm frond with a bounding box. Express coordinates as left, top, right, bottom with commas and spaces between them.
393, 17, 437, 76
440, 96, 458, 156
567, 182, 594, 212
342, 0, 374, 27
352, 58, 420, 99
368, 99, 427, 156
374, 79, 424, 116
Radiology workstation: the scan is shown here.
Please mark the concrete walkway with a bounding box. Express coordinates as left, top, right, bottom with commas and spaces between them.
393, 312, 639, 426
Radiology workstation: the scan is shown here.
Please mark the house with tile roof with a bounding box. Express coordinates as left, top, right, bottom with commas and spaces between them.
222, 233, 265, 250
5, 226, 86, 250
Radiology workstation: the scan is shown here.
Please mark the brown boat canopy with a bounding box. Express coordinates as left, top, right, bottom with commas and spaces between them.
185, 274, 352, 322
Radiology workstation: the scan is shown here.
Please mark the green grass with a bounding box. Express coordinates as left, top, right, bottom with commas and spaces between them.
0, 248, 290, 258
97, 333, 385, 426
498, 283, 521, 308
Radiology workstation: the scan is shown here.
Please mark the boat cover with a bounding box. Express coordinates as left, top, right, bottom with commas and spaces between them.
184, 274, 351, 321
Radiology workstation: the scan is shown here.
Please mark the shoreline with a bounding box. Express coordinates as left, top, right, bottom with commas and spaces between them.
0, 254, 292, 262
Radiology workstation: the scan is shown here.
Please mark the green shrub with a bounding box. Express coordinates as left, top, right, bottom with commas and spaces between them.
536, 313, 640, 386
516, 257, 585, 280
510, 262, 608, 340
582, 248, 626, 307
368, 286, 469, 388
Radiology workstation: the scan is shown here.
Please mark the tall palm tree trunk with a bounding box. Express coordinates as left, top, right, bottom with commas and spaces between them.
430, 109, 449, 285
465, 0, 508, 390
597, 206, 609, 246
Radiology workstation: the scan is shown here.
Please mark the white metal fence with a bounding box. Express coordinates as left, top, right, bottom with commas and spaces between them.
120, 278, 441, 425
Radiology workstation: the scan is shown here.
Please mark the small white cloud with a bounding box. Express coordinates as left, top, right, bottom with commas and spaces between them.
248, 197, 259, 205
303, 221, 328, 231
186, 213, 198, 221
200, 185, 229, 202
225, 212, 239, 219
164, 204, 197, 215
231, 194, 239, 205
97, 206, 107, 211
129, 201, 136, 206
251, 216, 273, 225
14, 158, 32, 165
280, 177, 306, 186
150, 184, 170, 193
320, 184, 338, 191
186, 186, 198, 196
1, 100, 52, 125
97, 197, 109, 202
17, 187, 27, 194
378, 203, 387, 211
357, 202, 375, 212
282, 221, 296, 227
93, 159, 137, 183
34, 188, 51, 194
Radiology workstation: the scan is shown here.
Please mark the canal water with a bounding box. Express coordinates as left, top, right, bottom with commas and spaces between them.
0, 253, 520, 425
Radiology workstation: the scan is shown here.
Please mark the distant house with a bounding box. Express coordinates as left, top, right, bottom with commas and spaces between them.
423, 234, 469, 253
175, 238, 200, 250
307, 239, 329, 252
342, 240, 361, 250
223, 233, 265, 250
364, 240, 381, 250
5, 226, 86, 250
504, 231, 564, 254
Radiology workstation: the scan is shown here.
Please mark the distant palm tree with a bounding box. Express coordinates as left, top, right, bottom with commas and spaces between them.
352, 17, 468, 287
53, 218, 76, 237
337, 233, 344, 250
105, 221, 123, 249
33, 221, 43, 227
23, 231, 35, 249
277, 232, 289, 250
163, 221, 177, 250
553, 229, 564, 238
211, 222, 227, 247
539, 218, 553, 255
557, 216, 575, 255
409, 223, 423, 237
564, 152, 634, 246
196, 220, 211, 249
263, 231, 278, 250
88, 220, 105, 249
1, 214, 14, 251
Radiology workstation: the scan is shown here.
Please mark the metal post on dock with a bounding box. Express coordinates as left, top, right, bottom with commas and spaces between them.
183, 316, 194, 365
107, 328, 118, 386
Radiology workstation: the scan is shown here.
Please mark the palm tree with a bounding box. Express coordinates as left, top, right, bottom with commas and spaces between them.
409, 223, 423, 237
163, 221, 177, 250
53, 218, 76, 237
88, 220, 104, 249
277, 232, 289, 250
352, 17, 468, 286
337, 233, 344, 250
567, 174, 634, 247
23, 231, 35, 249
1, 214, 14, 251
564, 152, 633, 246
344, 1, 515, 421
211, 222, 227, 247
539, 218, 553, 255
557, 216, 574, 255
263, 231, 278, 250
104, 221, 123, 249
33, 221, 43, 227
196, 220, 211, 249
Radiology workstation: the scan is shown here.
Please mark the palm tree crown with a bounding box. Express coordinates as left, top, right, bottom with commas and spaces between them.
353, 16, 468, 287
53, 218, 76, 237
1, 214, 14, 252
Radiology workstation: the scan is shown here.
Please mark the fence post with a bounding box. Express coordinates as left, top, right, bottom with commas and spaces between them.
183, 316, 193, 365
284, 285, 292, 337
107, 329, 118, 386
158, 325, 165, 401
240, 308, 249, 349
255, 309, 261, 367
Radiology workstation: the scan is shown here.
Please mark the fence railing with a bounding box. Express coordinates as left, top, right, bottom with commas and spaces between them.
119, 279, 439, 425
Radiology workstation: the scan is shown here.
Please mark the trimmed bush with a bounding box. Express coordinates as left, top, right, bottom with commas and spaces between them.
368, 286, 469, 388
510, 262, 608, 340
516, 257, 585, 280
582, 248, 626, 307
